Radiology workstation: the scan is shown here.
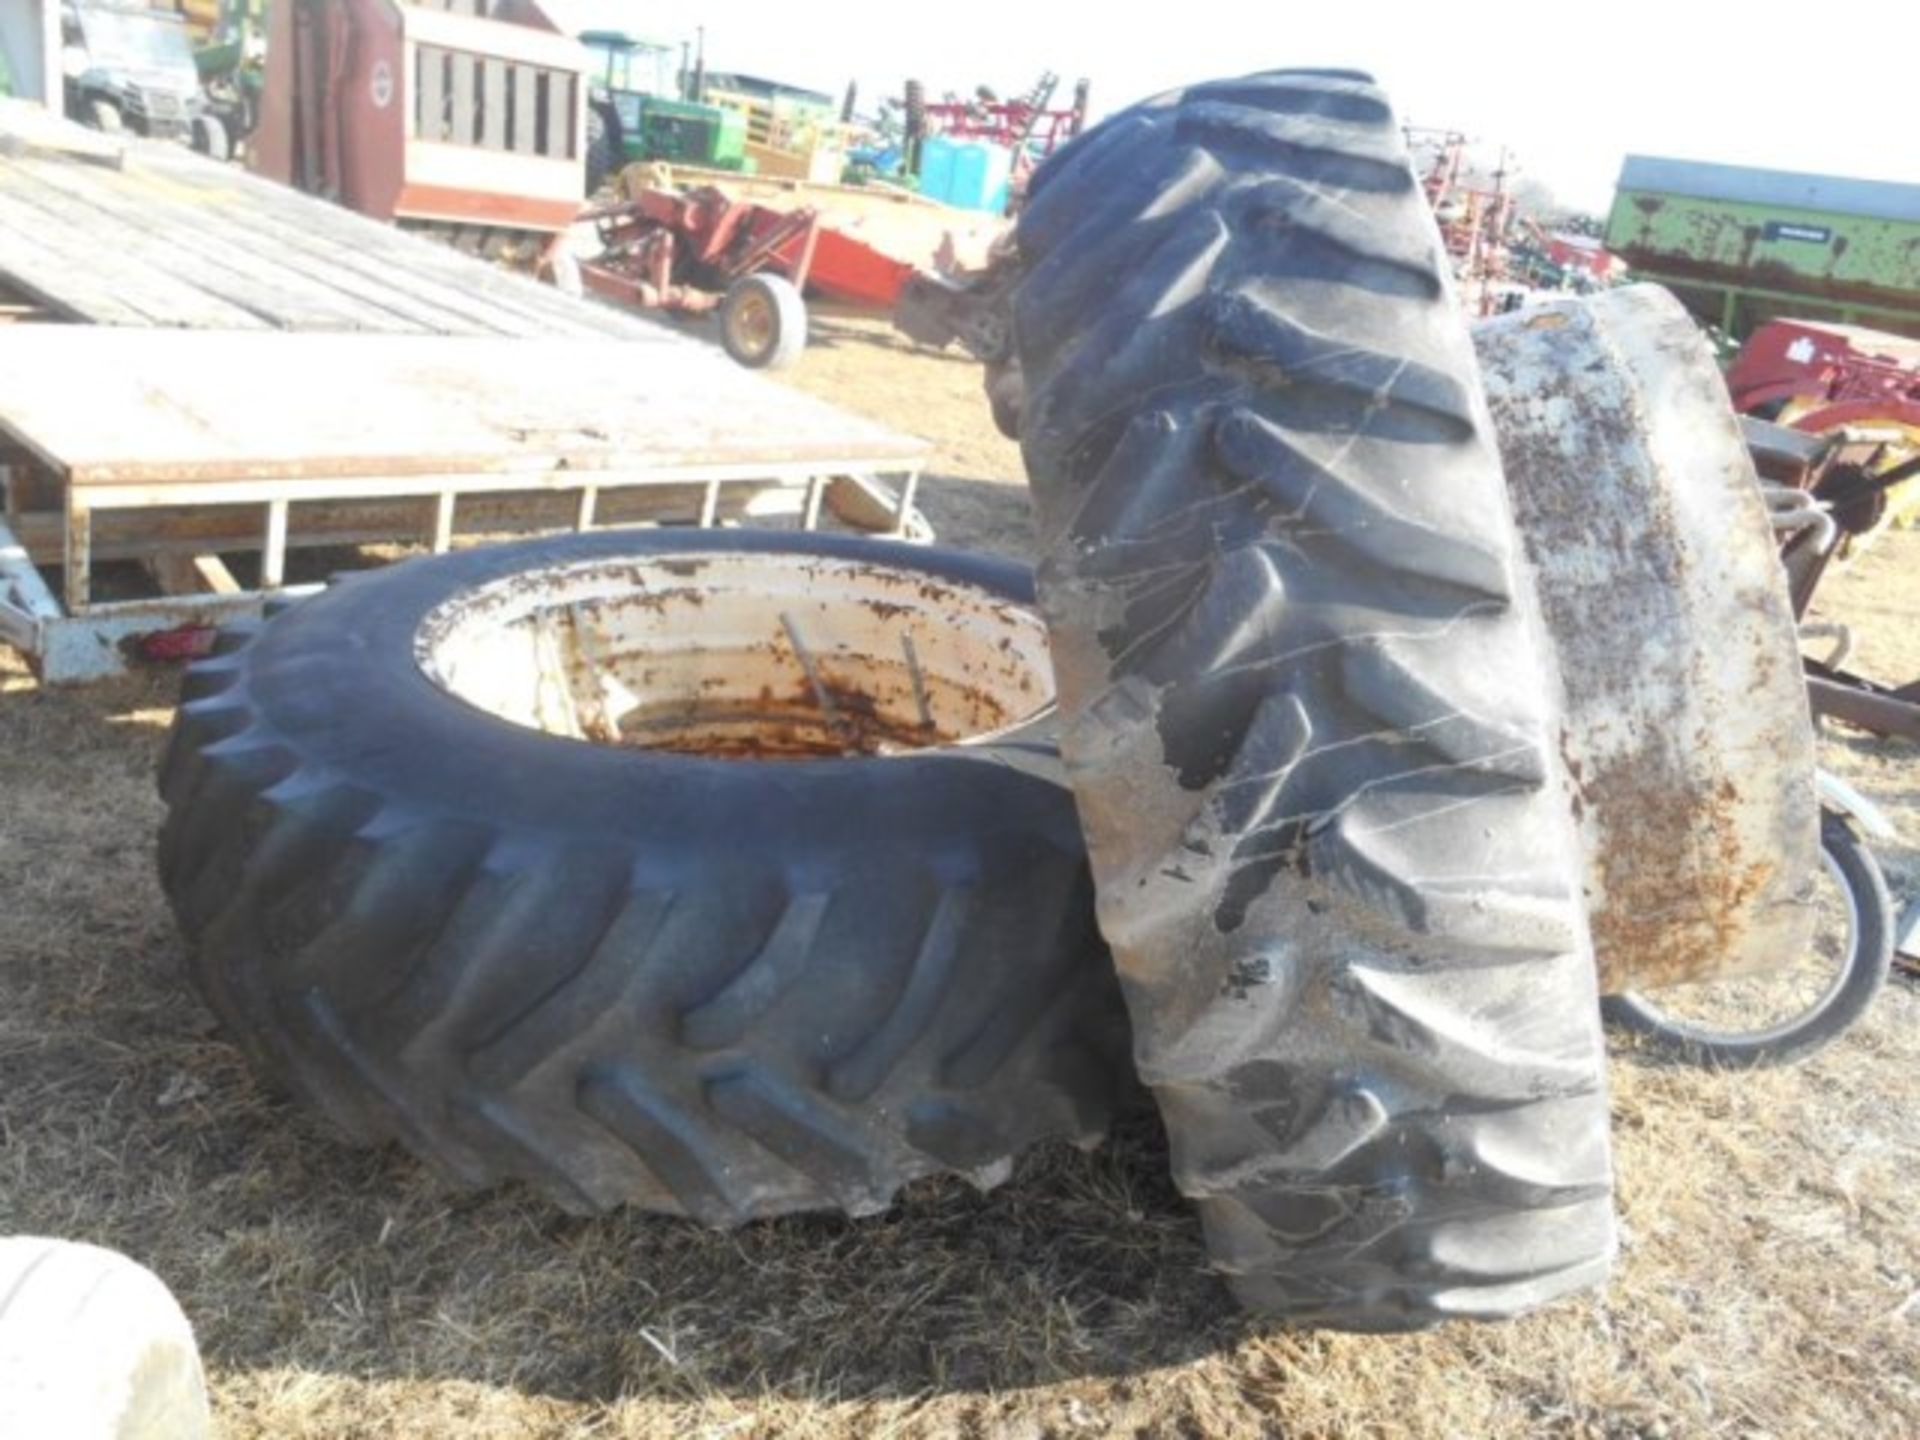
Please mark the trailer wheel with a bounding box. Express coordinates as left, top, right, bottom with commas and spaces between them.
0, 1238, 210, 1440
157, 529, 1131, 1222
720, 273, 807, 369
1007, 71, 1614, 1328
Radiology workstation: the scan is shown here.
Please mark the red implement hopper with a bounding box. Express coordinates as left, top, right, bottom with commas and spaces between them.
252, 0, 588, 235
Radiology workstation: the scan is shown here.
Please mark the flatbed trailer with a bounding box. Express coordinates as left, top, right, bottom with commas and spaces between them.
0, 101, 930, 682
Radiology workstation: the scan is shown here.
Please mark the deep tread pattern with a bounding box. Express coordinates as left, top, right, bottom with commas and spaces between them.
155, 531, 1134, 1223
1010, 69, 1614, 1327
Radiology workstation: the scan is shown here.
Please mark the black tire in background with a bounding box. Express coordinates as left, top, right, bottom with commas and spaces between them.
85, 97, 124, 133
1008, 71, 1615, 1327
1603, 810, 1893, 1068
157, 530, 1131, 1222
190, 113, 230, 162
585, 100, 624, 196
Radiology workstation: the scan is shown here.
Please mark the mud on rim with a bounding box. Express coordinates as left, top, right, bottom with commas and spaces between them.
414, 551, 1057, 759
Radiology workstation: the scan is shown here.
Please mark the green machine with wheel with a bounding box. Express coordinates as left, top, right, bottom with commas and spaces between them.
579, 27, 746, 193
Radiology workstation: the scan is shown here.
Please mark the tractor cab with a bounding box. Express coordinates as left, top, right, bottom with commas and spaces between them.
582, 28, 679, 117
60, 0, 219, 153
579, 27, 745, 192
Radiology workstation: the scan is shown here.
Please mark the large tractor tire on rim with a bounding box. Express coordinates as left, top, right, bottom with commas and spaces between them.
1008, 71, 1614, 1327
157, 530, 1131, 1222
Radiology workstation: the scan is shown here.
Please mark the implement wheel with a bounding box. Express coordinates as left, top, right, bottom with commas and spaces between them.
720, 273, 807, 370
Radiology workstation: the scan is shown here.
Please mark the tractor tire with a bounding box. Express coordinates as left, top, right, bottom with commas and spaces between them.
720, 273, 807, 369
156, 529, 1131, 1223
1008, 71, 1614, 1328
904, 79, 927, 144
0, 1238, 211, 1440
585, 100, 624, 197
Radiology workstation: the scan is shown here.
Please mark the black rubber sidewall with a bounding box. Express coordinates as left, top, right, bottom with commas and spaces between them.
243, 528, 1082, 863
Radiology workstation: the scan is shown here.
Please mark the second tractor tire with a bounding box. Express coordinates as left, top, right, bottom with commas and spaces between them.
1007, 70, 1616, 1328
157, 530, 1131, 1223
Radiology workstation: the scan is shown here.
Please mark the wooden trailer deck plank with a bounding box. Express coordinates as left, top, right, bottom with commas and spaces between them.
0, 329, 930, 487
0, 179, 269, 329
0, 98, 659, 341
0, 159, 407, 334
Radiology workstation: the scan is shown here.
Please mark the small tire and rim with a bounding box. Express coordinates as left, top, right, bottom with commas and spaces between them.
1603, 810, 1893, 1069
1007, 70, 1614, 1328
157, 529, 1131, 1222
720, 273, 807, 370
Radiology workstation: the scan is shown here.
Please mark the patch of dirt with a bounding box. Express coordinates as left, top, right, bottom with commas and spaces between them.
0, 314, 1915, 1439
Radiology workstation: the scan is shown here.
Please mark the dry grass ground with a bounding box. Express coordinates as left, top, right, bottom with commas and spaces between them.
1, 313, 1916, 1438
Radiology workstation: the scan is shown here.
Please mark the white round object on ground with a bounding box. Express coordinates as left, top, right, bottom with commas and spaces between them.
0, 1237, 210, 1440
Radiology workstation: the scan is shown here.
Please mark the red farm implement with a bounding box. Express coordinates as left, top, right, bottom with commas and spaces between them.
911, 72, 1090, 156
1727, 319, 1920, 543
574, 171, 1013, 369
576, 182, 924, 368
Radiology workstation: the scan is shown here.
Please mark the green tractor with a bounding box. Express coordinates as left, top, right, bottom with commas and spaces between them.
580, 28, 746, 194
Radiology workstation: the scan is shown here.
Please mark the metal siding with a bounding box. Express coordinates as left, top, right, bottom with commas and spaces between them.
1618, 155, 1920, 225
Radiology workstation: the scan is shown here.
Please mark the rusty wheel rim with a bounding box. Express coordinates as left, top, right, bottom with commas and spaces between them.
1619, 842, 1859, 1045
726, 289, 777, 363
414, 552, 1056, 759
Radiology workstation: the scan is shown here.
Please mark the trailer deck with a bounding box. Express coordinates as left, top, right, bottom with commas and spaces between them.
0, 101, 931, 682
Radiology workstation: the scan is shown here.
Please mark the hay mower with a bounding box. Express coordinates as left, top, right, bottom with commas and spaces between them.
574, 182, 912, 369
573, 175, 1012, 371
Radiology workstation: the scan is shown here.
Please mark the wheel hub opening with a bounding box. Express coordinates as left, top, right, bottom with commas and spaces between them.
416, 552, 1056, 759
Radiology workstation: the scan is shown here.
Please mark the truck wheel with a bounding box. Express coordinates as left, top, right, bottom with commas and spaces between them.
190, 113, 230, 162
585, 100, 624, 196
720, 273, 807, 369
85, 98, 124, 134
157, 530, 1131, 1222
0, 1238, 210, 1440
1008, 71, 1614, 1327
